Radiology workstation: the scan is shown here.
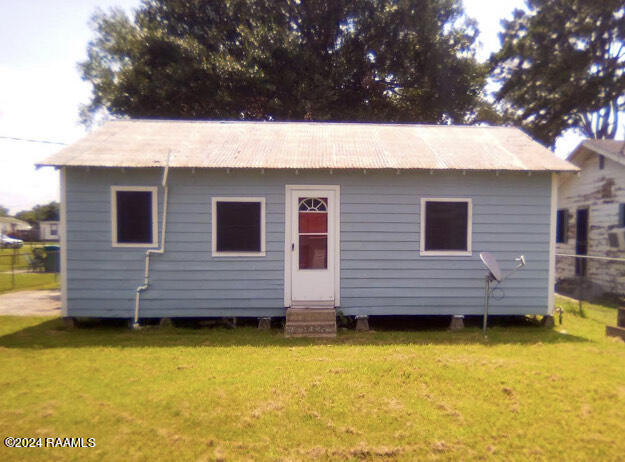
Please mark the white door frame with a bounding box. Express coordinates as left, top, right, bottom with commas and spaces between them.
284, 184, 340, 307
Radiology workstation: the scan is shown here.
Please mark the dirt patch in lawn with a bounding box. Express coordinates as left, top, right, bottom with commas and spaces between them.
0, 289, 61, 316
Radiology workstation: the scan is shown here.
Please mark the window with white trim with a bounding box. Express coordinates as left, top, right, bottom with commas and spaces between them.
111, 186, 158, 247
49, 224, 58, 236
212, 198, 265, 256
420, 198, 472, 255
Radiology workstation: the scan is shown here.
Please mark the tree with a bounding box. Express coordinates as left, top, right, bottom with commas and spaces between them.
0, 205, 8, 217
80, 0, 486, 126
491, 0, 625, 147
15, 202, 60, 225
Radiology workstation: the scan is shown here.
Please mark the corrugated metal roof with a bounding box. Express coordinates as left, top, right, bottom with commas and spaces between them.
39, 120, 578, 172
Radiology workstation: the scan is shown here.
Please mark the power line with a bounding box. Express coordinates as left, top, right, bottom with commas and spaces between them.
0, 135, 67, 146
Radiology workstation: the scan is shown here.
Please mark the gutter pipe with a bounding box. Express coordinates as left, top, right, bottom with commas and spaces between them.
132, 152, 170, 329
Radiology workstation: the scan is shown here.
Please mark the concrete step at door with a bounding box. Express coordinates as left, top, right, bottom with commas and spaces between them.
285, 307, 337, 337
286, 308, 337, 323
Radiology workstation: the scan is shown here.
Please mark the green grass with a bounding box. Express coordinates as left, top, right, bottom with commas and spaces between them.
0, 249, 31, 272
0, 296, 623, 461
0, 272, 59, 293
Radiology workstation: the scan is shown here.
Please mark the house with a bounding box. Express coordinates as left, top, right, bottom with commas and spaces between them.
0, 216, 32, 236
38, 120, 576, 331
39, 220, 60, 241
556, 139, 625, 295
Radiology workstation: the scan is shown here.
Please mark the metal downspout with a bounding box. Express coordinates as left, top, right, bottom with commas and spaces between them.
132, 154, 170, 329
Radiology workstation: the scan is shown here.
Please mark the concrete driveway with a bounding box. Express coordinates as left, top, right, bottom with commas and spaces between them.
0, 290, 61, 316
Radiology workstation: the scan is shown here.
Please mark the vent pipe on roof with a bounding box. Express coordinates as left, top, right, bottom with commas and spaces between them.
132, 151, 171, 329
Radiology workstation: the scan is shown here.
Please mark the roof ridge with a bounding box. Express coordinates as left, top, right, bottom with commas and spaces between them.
108, 118, 517, 129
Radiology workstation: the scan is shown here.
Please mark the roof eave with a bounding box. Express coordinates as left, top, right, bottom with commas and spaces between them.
36, 163, 579, 173
582, 140, 625, 167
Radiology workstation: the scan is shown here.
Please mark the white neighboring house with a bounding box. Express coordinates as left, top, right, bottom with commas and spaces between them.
556, 139, 625, 294
0, 216, 31, 236
39, 220, 60, 241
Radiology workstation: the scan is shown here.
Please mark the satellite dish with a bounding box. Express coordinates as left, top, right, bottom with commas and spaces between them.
479, 252, 526, 337
480, 252, 502, 282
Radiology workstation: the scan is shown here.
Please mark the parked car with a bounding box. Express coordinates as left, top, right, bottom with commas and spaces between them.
0, 234, 23, 249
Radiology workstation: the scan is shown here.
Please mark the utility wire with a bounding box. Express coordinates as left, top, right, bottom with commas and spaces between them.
0, 135, 67, 145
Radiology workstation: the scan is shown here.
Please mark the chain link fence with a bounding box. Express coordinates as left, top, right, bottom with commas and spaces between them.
0, 243, 60, 293
555, 253, 625, 315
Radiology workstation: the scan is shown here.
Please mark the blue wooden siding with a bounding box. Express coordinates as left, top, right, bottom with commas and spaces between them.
65, 168, 551, 317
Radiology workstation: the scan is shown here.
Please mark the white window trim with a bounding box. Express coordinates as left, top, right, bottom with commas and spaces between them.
211, 197, 266, 257
420, 197, 472, 256
111, 186, 159, 248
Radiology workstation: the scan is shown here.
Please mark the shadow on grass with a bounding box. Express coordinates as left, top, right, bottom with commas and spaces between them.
0, 315, 589, 349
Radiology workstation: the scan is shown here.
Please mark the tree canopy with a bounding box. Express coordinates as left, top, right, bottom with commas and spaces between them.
80, 0, 487, 125
491, 0, 625, 147
15, 202, 59, 225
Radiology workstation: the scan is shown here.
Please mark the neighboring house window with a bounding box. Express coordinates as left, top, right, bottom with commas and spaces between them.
111, 186, 158, 247
49, 224, 58, 236
599, 155, 605, 170
420, 198, 472, 256
212, 198, 265, 256
556, 209, 568, 243
619, 203, 625, 227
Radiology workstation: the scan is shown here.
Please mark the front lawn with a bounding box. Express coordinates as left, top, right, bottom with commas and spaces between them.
0, 273, 59, 294
0, 296, 623, 461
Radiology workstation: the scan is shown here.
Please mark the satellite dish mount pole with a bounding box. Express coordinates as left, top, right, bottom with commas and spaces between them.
483, 274, 492, 337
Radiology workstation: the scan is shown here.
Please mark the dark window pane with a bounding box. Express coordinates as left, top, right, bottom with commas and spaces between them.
424, 201, 468, 251
299, 235, 327, 269
116, 191, 153, 243
619, 203, 625, 227
216, 202, 261, 252
299, 212, 327, 233
556, 209, 568, 243
575, 208, 588, 276
576, 208, 588, 252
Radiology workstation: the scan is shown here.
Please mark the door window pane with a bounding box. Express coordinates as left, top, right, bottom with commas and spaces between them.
299, 235, 327, 269
299, 197, 327, 212
299, 212, 327, 233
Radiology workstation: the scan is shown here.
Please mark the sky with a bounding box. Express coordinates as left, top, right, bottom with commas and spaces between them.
0, 0, 586, 215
